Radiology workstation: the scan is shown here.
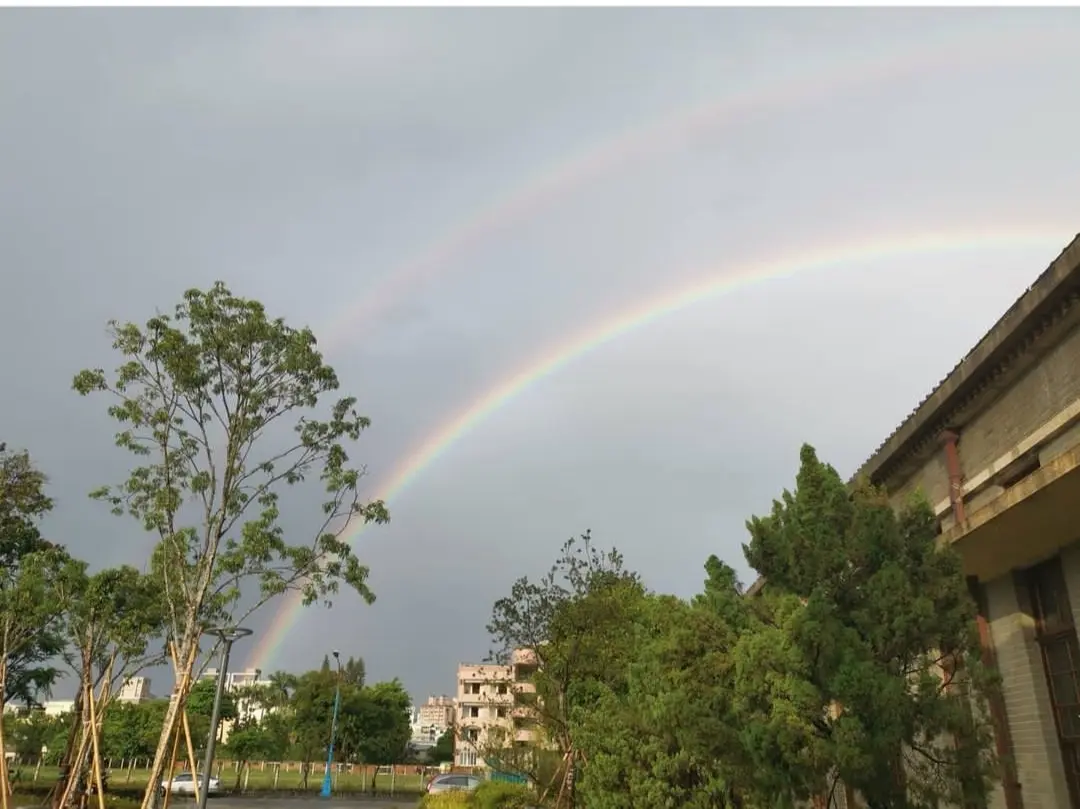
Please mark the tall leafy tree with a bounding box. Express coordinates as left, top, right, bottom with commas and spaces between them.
340, 656, 365, 687
0, 548, 76, 808
72, 282, 389, 808
485, 532, 648, 808
339, 679, 411, 791
0, 445, 65, 708
288, 668, 340, 786
101, 701, 168, 764
185, 678, 237, 723
52, 564, 166, 809
573, 588, 753, 809
734, 445, 997, 809
263, 671, 298, 711
429, 730, 454, 764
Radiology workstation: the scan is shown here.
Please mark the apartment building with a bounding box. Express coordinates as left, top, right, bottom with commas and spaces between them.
454, 648, 539, 769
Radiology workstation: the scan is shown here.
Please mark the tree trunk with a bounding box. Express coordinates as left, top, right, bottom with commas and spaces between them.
0, 694, 11, 809
53, 658, 92, 809
233, 761, 245, 791
140, 634, 197, 809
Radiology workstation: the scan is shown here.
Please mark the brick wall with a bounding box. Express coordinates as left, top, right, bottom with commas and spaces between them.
959, 322, 1080, 479
885, 321, 1080, 511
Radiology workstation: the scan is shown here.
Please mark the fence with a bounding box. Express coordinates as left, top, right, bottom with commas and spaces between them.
6, 759, 442, 795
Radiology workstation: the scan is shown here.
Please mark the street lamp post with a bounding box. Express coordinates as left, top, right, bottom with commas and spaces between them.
320, 650, 343, 799
198, 627, 252, 809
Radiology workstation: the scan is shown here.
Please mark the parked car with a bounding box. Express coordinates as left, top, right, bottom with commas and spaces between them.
159, 772, 223, 797
426, 774, 483, 794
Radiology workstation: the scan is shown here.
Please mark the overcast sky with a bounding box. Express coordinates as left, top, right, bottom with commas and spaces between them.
3, 8, 1080, 703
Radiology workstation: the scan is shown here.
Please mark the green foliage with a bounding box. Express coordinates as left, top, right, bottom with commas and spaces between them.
185, 678, 237, 722
288, 667, 340, 764
0, 445, 66, 707
340, 656, 365, 687
288, 662, 409, 771
4, 710, 70, 761
484, 532, 648, 805
101, 702, 169, 762
415, 781, 535, 809
72, 282, 390, 804
0, 547, 77, 705
429, 730, 454, 764
418, 793, 473, 809
486, 445, 997, 809
61, 564, 165, 673
734, 445, 996, 807
473, 780, 536, 809
573, 593, 749, 809
71, 281, 389, 642
221, 721, 270, 769
342, 679, 411, 767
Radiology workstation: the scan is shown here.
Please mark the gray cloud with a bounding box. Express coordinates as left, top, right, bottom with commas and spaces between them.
3, 8, 1080, 701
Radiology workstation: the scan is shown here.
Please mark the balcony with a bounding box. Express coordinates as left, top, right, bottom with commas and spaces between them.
945, 444, 1080, 581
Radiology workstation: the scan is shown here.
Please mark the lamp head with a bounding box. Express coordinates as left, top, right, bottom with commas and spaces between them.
332, 650, 340, 659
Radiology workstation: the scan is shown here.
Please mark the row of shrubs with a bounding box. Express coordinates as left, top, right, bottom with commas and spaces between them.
420, 781, 538, 809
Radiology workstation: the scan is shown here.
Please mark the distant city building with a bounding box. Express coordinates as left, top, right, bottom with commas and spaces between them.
201, 668, 274, 743
116, 676, 154, 703
201, 667, 270, 693
39, 700, 75, 717
409, 695, 455, 748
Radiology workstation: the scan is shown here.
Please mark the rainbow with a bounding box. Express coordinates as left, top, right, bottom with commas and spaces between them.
315, 19, 1048, 347
247, 226, 1070, 669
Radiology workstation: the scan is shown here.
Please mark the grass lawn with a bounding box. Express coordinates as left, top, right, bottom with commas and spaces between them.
12, 765, 427, 795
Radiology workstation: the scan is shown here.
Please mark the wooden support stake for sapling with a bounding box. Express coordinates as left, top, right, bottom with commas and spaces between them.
161, 718, 182, 809
86, 682, 106, 809
168, 641, 201, 805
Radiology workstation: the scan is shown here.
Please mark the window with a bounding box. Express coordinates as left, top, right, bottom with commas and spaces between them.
496, 707, 507, 718
1025, 556, 1080, 808
457, 751, 477, 767
464, 683, 481, 695
467, 706, 479, 718
497, 684, 508, 695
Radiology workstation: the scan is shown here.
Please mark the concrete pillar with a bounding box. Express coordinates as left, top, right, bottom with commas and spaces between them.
985, 574, 1072, 809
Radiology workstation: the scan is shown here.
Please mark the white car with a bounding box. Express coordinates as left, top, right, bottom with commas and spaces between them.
158, 772, 223, 797
426, 774, 483, 794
